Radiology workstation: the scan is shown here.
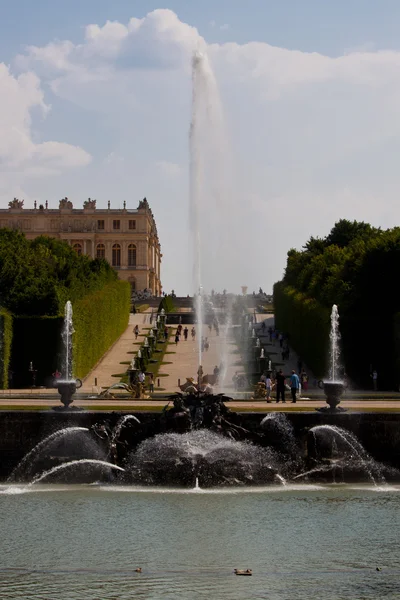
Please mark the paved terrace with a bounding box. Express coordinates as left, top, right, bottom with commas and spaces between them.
2, 310, 398, 410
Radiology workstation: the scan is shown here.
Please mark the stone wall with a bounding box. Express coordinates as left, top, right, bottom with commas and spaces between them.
1, 410, 400, 480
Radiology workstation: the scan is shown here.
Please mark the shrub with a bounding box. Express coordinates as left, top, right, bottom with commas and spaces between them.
158, 295, 175, 313
73, 280, 131, 378
0, 307, 13, 389
274, 282, 330, 378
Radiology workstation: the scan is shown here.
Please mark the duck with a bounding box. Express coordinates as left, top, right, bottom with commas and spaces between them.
234, 569, 252, 576
135, 568, 142, 573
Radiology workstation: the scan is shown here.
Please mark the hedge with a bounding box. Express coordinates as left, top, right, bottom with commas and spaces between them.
158, 295, 175, 313
273, 282, 330, 378
73, 280, 131, 379
0, 307, 13, 389
10, 315, 63, 388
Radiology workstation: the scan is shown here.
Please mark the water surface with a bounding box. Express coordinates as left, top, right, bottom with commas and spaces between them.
1, 484, 399, 599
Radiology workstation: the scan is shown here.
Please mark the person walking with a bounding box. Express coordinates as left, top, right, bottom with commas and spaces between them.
134, 325, 139, 340
175, 331, 180, 345
183, 326, 188, 341
275, 369, 286, 403
148, 373, 155, 394
289, 370, 300, 403
191, 326, 196, 341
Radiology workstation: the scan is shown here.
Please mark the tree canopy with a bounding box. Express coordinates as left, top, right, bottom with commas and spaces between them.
277, 219, 400, 387
0, 229, 117, 316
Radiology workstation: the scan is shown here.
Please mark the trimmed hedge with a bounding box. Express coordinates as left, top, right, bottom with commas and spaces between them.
0, 307, 13, 389
158, 295, 175, 313
10, 316, 63, 388
273, 282, 330, 378
73, 280, 131, 379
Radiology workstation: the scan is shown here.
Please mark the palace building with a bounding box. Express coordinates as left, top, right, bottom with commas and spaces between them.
0, 197, 162, 295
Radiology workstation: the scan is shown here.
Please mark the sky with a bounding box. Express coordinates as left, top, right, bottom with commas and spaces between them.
2, 0, 400, 294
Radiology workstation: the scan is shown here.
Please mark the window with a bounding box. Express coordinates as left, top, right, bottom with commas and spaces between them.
113, 220, 120, 230
96, 244, 105, 259
129, 219, 136, 230
112, 243, 121, 266
128, 244, 137, 267
97, 220, 105, 230
73, 243, 82, 256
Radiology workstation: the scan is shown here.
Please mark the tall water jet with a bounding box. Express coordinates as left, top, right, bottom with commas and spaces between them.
189, 50, 230, 369
62, 300, 74, 380
55, 301, 82, 409
329, 304, 341, 382
317, 304, 345, 412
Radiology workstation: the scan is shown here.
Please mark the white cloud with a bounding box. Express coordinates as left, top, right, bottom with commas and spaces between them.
9, 9, 400, 292
0, 62, 91, 203
219, 24, 230, 31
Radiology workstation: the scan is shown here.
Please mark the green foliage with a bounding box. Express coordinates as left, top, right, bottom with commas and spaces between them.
276, 219, 400, 387
158, 295, 175, 313
0, 307, 13, 389
273, 283, 330, 377
73, 281, 131, 379
0, 229, 116, 316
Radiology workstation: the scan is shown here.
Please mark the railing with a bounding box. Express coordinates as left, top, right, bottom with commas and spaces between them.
112, 265, 148, 270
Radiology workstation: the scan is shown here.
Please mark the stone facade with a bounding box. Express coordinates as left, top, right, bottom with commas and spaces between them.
0, 197, 162, 295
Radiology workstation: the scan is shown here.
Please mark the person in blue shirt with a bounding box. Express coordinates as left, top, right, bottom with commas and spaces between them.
289, 370, 300, 403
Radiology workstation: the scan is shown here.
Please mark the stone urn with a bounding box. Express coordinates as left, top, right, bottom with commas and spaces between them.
56, 379, 82, 409
317, 380, 346, 412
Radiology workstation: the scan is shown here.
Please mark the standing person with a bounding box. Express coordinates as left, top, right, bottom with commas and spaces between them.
191, 326, 196, 341
175, 331, 180, 345
372, 369, 378, 391
232, 371, 239, 391
297, 357, 303, 374
197, 365, 204, 385
148, 373, 155, 394
183, 326, 189, 341
265, 374, 272, 403
300, 369, 308, 391
164, 325, 169, 341
134, 325, 139, 340
289, 370, 300, 403
261, 321, 266, 333
275, 369, 286, 403
213, 365, 220, 383
204, 338, 209, 352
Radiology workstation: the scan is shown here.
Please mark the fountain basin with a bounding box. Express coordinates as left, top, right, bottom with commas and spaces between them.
56, 379, 82, 409
317, 380, 346, 412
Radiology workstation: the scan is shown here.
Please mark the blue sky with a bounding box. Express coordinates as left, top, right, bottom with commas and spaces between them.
3, 0, 400, 60
2, 1, 400, 293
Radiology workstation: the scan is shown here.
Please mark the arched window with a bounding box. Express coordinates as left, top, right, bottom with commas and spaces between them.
128, 244, 137, 267
73, 243, 82, 256
96, 243, 105, 259
112, 243, 121, 267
